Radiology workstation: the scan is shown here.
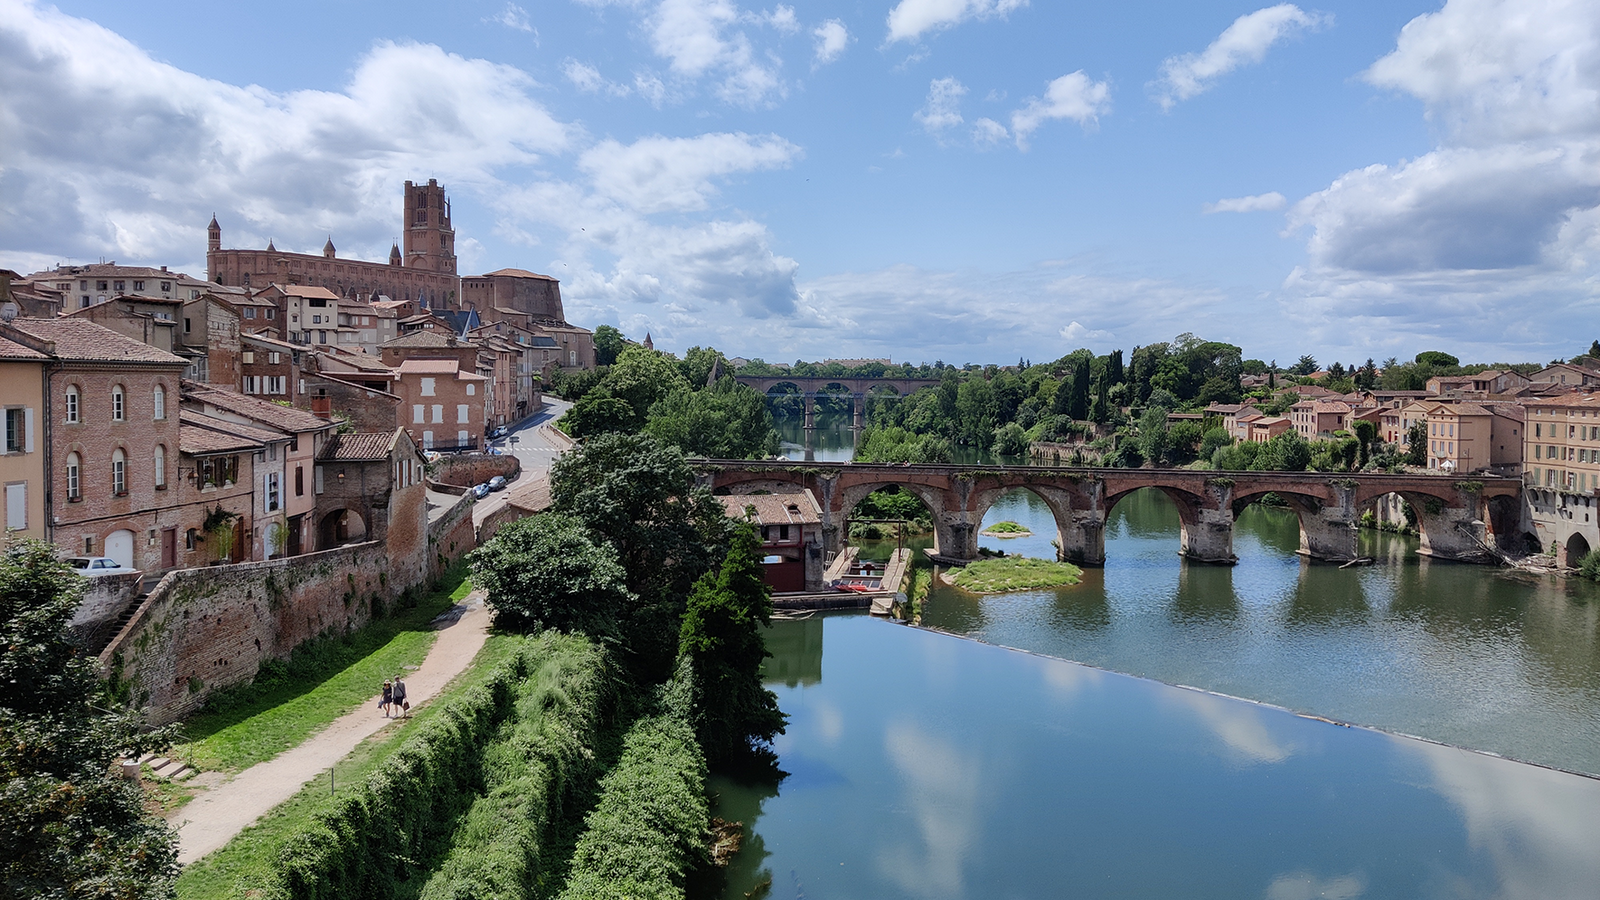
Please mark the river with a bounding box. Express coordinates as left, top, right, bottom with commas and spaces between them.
708, 414, 1600, 898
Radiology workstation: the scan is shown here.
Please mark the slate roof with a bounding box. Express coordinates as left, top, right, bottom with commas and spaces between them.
6, 317, 186, 365
319, 432, 394, 461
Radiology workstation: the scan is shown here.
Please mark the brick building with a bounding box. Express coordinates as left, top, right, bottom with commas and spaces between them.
393, 358, 486, 451
5, 318, 188, 571
716, 491, 825, 592
179, 295, 241, 386
239, 333, 303, 401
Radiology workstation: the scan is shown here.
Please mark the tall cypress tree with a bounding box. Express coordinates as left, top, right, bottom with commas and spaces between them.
678, 522, 787, 765
1069, 360, 1091, 420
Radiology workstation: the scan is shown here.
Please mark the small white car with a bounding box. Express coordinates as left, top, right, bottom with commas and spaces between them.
66, 557, 127, 576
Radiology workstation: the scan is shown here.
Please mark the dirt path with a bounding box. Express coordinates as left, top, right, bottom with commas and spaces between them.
171, 592, 491, 865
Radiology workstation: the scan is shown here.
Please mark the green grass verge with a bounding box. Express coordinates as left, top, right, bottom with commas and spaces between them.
948, 556, 1083, 593
980, 521, 1031, 535
174, 568, 474, 775
174, 632, 527, 900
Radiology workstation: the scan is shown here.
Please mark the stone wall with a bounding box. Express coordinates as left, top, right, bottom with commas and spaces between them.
99, 541, 401, 724
428, 491, 476, 580
69, 572, 143, 649
429, 452, 520, 489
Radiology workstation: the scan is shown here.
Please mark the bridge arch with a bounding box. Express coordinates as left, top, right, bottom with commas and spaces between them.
1230, 487, 1353, 561
1104, 484, 1236, 564
839, 479, 961, 557
968, 484, 1077, 561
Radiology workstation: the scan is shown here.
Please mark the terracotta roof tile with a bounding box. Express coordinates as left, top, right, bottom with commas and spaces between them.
7, 317, 186, 365
0, 332, 49, 360
181, 382, 333, 434
319, 432, 395, 461
717, 491, 822, 526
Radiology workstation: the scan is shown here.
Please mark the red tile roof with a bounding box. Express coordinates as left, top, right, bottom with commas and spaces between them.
318, 432, 395, 461
6, 317, 186, 365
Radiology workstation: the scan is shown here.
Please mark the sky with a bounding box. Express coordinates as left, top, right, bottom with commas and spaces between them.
1, 0, 1597, 366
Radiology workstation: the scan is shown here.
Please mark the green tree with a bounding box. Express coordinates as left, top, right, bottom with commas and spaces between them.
1291, 355, 1318, 376
1106, 348, 1125, 386
1089, 376, 1111, 424
0, 539, 178, 898
551, 433, 731, 679
678, 523, 787, 765
563, 395, 636, 438
1406, 421, 1428, 466
592, 324, 626, 366
992, 421, 1029, 456
1137, 405, 1170, 466
604, 346, 690, 420
1255, 430, 1311, 471
955, 378, 998, 445
679, 345, 725, 388
645, 382, 778, 459
1200, 426, 1233, 462
1352, 419, 1378, 467
470, 513, 633, 636
1589, 340, 1600, 360
1414, 351, 1459, 368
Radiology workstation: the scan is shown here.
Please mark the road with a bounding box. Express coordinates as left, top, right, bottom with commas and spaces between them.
470, 397, 571, 526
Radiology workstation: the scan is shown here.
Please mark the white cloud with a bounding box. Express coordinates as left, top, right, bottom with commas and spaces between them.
0, 0, 570, 271
1265, 872, 1367, 900
486, 2, 535, 33
1152, 4, 1329, 110
1283, 0, 1600, 349
577, 132, 801, 214
1010, 72, 1111, 149
971, 117, 1008, 147
1205, 191, 1287, 213
563, 59, 631, 96
763, 4, 799, 34
1059, 321, 1113, 343
644, 0, 785, 106
813, 19, 849, 66
886, 0, 1028, 44
916, 77, 967, 133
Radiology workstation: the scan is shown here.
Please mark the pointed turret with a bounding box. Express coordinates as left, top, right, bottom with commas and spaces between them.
323, 236, 336, 259
643, 332, 654, 350
207, 214, 221, 252
389, 243, 402, 267
266, 238, 277, 253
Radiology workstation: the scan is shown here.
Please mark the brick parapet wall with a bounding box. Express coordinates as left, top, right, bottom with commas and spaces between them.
428, 452, 520, 489
99, 536, 428, 725
427, 491, 476, 580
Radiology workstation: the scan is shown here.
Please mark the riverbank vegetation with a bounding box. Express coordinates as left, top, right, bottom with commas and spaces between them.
948, 557, 1084, 593
983, 521, 1031, 536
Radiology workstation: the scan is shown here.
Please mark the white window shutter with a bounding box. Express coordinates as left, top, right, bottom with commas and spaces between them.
24, 408, 34, 453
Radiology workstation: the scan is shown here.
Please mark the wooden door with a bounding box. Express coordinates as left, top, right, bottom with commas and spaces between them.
161, 528, 177, 569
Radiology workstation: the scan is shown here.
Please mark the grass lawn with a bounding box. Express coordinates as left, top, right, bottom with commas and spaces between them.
172, 568, 474, 776
948, 556, 1082, 593
981, 520, 1032, 536
174, 631, 527, 900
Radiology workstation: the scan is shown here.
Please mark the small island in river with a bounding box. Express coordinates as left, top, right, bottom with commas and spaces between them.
948, 556, 1083, 593
981, 521, 1032, 537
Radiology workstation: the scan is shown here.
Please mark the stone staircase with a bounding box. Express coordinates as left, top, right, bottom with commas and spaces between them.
133, 751, 196, 781
88, 573, 164, 657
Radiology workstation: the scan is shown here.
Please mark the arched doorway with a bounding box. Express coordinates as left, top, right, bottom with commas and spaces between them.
1565, 533, 1591, 568
319, 508, 368, 547
105, 529, 136, 570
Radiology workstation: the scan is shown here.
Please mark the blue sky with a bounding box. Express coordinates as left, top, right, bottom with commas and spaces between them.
2, 0, 1597, 366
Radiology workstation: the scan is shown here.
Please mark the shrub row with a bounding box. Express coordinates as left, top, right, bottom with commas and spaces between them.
556, 714, 709, 900
417, 633, 612, 900
265, 632, 605, 899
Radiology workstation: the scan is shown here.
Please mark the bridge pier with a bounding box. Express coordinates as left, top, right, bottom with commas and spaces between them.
1417, 504, 1491, 561
1295, 485, 1359, 562
1058, 511, 1107, 566
1181, 507, 1237, 564
802, 392, 816, 461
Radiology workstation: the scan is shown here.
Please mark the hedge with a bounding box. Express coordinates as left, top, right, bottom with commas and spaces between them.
417, 634, 611, 900
555, 714, 709, 900
265, 632, 607, 899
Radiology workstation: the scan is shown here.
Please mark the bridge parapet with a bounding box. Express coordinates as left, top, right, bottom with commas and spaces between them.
695, 461, 1521, 566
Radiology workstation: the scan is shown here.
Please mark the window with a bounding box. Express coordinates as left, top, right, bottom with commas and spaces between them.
6, 483, 26, 531
153, 385, 166, 420
154, 445, 166, 489
3, 409, 26, 453
64, 386, 79, 424
161, 281, 171, 292
112, 449, 126, 495
133, 280, 144, 291
184, 317, 192, 334
422, 430, 434, 449
199, 455, 238, 488
97, 280, 108, 291
295, 465, 304, 496
420, 377, 436, 397
458, 430, 469, 446
457, 404, 468, 424
186, 528, 197, 550
432, 405, 443, 424
269, 352, 280, 364
466, 383, 475, 396
265, 308, 274, 319
113, 280, 124, 292
266, 472, 281, 512
66, 453, 80, 500
413, 404, 425, 424
111, 386, 125, 422
243, 307, 257, 319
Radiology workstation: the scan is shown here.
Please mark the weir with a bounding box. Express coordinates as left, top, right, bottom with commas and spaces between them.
698, 461, 1522, 566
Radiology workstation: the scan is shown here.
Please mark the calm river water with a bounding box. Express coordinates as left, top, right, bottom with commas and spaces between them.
712, 414, 1600, 898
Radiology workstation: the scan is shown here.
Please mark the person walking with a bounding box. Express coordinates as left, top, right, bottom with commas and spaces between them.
380, 679, 393, 718
392, 675, 408, 718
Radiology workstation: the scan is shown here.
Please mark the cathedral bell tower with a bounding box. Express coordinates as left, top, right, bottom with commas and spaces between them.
403, 179, 457, 277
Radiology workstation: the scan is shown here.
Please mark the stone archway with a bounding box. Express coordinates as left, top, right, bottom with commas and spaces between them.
319, 508, 368, 547
838, 479, 959, 557
1565, 532, 1591, 568
968, 484, 1077, 562
1105, 485, 1234, 564
1232, 489, 1355, 561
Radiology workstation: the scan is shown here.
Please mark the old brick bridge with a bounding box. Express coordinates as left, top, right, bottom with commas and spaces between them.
697, 461, 1523, 565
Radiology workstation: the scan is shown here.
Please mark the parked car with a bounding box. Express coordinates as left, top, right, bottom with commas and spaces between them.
491, 426, 509, 439
488, 475, 507, 492
66, 557, 128, 576
471, 483, 491, 499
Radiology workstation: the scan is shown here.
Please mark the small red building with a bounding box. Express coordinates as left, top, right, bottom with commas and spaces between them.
717, 491, 824, 593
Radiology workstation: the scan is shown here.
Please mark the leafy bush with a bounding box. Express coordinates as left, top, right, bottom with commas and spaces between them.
991, 421, 1029, 456
269, 634, 608, 900
556, 715, 709, 900
1580, 550, 1600, 582
470, 514, 633, 636
417, 634, 612, 900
